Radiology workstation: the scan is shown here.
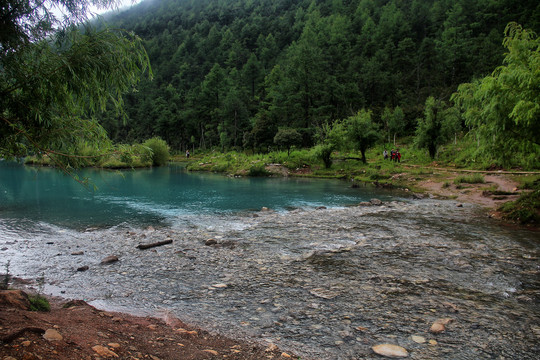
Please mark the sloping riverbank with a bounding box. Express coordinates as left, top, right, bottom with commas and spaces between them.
0, 287, 292, 359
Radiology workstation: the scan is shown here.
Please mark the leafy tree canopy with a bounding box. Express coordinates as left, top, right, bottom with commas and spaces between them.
453, 22, 540, 167
274, 128, 302, 156
328, 109, 380, 164
415, 96, 458, 159
97, 0, 539, 154
0, 0, 151, 161
344, 109, 380, 164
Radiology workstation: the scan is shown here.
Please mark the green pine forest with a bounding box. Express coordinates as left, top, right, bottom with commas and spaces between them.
92, 0, 540, 169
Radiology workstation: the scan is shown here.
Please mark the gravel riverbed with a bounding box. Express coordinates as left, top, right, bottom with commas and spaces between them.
3, 199, 539, 359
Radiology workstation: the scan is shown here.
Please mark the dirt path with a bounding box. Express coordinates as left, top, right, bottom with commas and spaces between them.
416, 172, 521, 209
402, 163, 540, 175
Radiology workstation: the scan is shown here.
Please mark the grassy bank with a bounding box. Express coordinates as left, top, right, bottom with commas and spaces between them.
23, 135, 540, 226
499, 178, 540, 225
179, 141, 540, 226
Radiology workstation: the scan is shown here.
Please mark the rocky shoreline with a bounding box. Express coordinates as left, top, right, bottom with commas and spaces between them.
2, 198, 539, 359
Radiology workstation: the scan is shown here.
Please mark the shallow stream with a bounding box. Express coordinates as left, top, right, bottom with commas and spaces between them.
1, 162, 539, 359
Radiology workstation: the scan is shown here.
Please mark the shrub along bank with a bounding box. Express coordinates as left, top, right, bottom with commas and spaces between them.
24, 136, 170, 169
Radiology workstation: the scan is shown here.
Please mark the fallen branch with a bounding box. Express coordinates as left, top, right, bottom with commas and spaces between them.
1, 327, 45, 344
136, 239, 173, 250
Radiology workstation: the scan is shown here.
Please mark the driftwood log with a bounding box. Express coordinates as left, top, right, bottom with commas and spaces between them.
136, 239, 173, 250
1, 327, 45, 344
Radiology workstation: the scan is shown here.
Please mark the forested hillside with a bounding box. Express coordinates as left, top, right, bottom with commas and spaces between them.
99, 0, 539, 156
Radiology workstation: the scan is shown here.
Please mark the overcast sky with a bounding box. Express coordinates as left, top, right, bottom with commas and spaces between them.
92, 0, 142, 16
99, 0, 141, 13
50, 0, 142, 19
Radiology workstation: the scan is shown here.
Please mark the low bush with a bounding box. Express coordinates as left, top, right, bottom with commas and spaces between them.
28, 294, 50, 312
248, 163, 270, 176
499, 190, 540, 225
210, 162, 229, 173
100, 158, 127, 169
368, 172, 391, 180
519, 177, 540, 190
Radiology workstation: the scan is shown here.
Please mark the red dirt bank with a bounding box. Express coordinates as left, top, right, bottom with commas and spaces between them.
0, 289, 294, 360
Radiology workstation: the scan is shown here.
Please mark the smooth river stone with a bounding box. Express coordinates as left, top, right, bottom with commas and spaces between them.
43, 329, 63, 341
211, 283, 228, 288
372, 344, 408, 358
411, 335, 426, 344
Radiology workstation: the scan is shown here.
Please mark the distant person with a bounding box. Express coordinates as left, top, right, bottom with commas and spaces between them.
383, 149, 388, 160
397, 150, 401, 163
390, 149, 395, 161
186, 150, 190, 158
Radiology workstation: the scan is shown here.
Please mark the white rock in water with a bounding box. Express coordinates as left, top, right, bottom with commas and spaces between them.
372, 344, 408, 358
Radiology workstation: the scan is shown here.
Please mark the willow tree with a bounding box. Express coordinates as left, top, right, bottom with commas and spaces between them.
452, 22, 540, 167
0, 0, 151, 162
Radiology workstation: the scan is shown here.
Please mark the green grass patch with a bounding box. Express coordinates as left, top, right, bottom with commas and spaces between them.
454, 174, 485, 184
499, 178, 540, 225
